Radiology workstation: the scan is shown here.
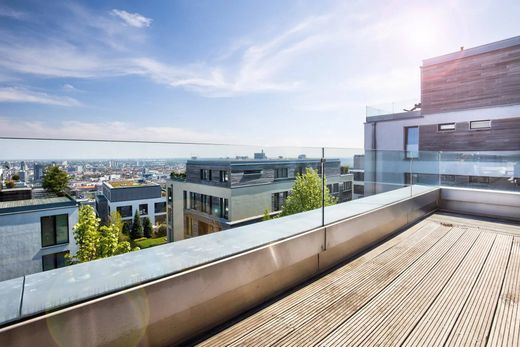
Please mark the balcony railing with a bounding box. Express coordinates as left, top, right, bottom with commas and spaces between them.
0, 137, 519, 345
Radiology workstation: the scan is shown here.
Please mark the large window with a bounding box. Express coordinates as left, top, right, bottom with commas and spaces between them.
274, 168, 288, 179
139, 204, 148, 215
272, 191, 289, 211
167, 187, 173, 203
342, 181, 352, 191
219, 170, 229, 182
200, 169, 211, 181
354, 185, 364, 195
41, 214, 69, 247
42, 251, 69, 271
333, 183, 339, 193
405, 126, 419, 159
219, 198, 229, 219
117, 205, 132, 218
155, 202, 166, 213
353, 172, 364, 181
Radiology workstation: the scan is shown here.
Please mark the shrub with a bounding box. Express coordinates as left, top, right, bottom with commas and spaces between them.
156, 224, 167, 237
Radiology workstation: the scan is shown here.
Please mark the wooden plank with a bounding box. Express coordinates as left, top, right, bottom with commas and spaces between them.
275, 226, 463, 347
445, 233, 512, 346
197, 219, 440, 346
487, 237, 520, 347
319, 227, 476, 346
402, 231, 496, 346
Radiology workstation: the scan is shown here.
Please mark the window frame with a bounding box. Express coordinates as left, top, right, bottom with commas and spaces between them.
41, 214, 69, 248
404, 126, 419, 159
470, 120, 491, 130
42, 251, 69, 271
438, 123, 456, 132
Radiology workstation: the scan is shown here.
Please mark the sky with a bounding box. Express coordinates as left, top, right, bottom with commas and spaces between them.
0, 0, 519, 158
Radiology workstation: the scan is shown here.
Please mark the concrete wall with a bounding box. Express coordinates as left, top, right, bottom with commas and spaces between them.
0, 206, 78, 281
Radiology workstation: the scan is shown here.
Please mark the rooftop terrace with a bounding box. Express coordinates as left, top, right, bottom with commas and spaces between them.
197, 213, 520, 346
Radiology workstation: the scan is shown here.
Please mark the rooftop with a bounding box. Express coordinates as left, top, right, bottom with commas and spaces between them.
187, 158, 340, 166
0, 189, 76, 215
197, 213, 520, 345
104, 180, 158, 188
423, 35, 520, 67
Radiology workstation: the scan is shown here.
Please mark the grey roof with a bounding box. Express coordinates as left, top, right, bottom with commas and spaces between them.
187, 158, 339, 166
0, 194, 76, 215
422, 35, 520, 67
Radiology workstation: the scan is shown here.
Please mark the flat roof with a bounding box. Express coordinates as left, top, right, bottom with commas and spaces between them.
365, 110, 422, 123
187, 158, 340, 166
104, 181, 159, 189
423, 35, 520, 67
0, 192, 76, 215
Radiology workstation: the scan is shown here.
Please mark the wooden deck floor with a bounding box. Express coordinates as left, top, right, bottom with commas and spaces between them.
197, 213, 520, 347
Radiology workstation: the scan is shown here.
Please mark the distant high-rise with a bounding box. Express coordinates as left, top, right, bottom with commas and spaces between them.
33, 163, 45, 181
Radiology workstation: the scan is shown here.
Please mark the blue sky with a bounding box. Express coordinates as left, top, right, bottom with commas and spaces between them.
0, 0, 519, 153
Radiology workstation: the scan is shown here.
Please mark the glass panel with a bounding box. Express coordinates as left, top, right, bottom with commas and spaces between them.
405, 127, 419, 158
55, 214, 69, 244
41, 216, 55, 247
42, 254, 55, 271
55, 252, 68, 268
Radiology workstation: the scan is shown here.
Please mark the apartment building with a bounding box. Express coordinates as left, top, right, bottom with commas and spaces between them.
364, 36, 520, 195
95, 181, 167, 226
166, 157, 353, 241
351, 154, 365, 199
0, 187, 78, 281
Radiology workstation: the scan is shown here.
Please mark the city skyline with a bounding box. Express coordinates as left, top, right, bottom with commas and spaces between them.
1, 0, 519, 156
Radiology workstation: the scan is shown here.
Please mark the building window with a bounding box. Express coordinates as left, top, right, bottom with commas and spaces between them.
184, 216, 192, 238
353, 172, 364, 181
41, 214, 69, 247
219, 170, 229, 182
272, 191, 289, 211
470, 120, 491, 130
219, 198, 229, 219
354, 185, 364, 195
404, 173, 419, 185
42, 251, 69, 271
438, 123, 455, 131
342, 181, 352, 191
441, 175, 456, 182
405, 126, 419, 159
200, 169, 211, 181
155, 202, 166, 213
139, 204, 148, 215
243, 169, 262, 175
117, 205, 132, 218
469, 176, 490, 184
183, 190, 187, 209
274, 168, 288, 179
333, 183, 339, 193
167, 187, 173, 203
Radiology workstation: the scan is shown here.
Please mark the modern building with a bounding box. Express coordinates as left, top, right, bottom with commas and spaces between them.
95, 181, 167, 226
351, 154, 365, 199
0, 187, 78, 281
166, 157, 353, 241
364, 36, 520, 195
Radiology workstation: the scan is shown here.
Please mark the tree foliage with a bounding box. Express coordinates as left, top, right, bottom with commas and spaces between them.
262, 209, 272, 221
69, 205, 136, 264
42, 166, 69, 195
109, 211, 127, 242
142, 217, 153, 238
131, 210, 143, 239
11, 174, 20, 181
156, 224, 167, 237
5, 180, 15, 189
280, 168, 336, 217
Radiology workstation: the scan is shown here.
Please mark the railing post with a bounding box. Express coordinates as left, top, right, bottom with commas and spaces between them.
321, 147, 325, 227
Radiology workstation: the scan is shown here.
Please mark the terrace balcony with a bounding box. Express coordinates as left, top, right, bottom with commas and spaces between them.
0, 138, 519, 346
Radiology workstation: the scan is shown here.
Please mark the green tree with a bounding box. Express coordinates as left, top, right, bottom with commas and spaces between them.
131, 210, 143, 239
142, 217, 153, 238
11, 174, 20, 181
156, 224, 167, 237
280, 168, 336, 217
109, 211, 127, 242
69, 205, 135, 264
70, 205, 100, 263
42, 166, 69, 195
5, 180, 15, 189
262, 209, 272, 221
122, 222, 131, 236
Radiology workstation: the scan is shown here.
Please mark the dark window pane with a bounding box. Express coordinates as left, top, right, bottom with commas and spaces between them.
55, 214, 69, 244
41, 216, 55, 247
42, 254, 55, 271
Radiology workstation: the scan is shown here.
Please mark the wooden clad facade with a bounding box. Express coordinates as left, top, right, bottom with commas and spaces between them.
421, 44, 520, 114
419, 116, 520, 151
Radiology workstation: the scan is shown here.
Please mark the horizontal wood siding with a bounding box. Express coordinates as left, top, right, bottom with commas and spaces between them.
419, 117, 520, 151
421, 44, 520, 114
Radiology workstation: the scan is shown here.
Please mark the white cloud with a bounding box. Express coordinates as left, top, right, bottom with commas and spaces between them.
111, 9, 152, 28
0, 87, 81, 107
0, 5, 27, 20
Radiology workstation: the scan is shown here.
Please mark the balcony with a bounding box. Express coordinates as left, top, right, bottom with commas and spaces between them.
0, 138, 519, 346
